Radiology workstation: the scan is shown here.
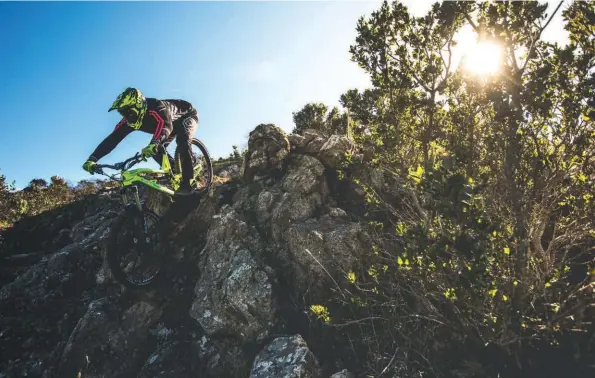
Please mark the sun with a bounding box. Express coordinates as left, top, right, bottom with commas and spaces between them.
462, 41, 503, 76
453, 25, 503, 77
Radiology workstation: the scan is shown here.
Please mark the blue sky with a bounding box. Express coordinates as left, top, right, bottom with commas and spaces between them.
0, 0, 569, 189
0, 0, 386, 188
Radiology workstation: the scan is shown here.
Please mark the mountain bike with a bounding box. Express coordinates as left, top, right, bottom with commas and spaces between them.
93, 138, 213, 289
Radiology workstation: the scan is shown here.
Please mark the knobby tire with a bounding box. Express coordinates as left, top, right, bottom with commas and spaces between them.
106, 206, 164, 289
173, 137, 213, 192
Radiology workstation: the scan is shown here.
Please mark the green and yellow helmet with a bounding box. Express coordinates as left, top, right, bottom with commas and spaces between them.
108, 87, 147, 129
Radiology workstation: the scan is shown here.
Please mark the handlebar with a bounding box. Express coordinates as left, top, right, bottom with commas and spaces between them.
93, 152, 145, 176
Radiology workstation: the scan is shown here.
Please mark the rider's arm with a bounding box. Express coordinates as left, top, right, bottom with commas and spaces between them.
148, 101, 174, 146
87, 118, 134, 162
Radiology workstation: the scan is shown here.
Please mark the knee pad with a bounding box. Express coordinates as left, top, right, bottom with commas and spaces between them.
181, 117, 196, 133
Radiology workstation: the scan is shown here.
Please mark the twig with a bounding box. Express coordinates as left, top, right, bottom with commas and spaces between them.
463, 13, 479, 33
377, 349, 399, 377
521, 0, 565, 74
303, 247, 346, 299
330, 317, 388, 328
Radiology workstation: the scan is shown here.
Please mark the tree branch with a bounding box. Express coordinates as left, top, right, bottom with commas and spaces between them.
521, 1, 565, 74
463, 12, 479, 33
386, 51, 432, 93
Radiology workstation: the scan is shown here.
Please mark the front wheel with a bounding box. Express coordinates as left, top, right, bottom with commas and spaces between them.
173, 138, 213, 193
106, 206, 164, 289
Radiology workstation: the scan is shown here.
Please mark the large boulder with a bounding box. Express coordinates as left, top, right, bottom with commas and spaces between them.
282, 155, 326, 195
317, 135, 357, 169
189, 206, 276, 343
302, 129, 328, 154
54, 299, 162, 378
249, 335, 322, 378
243, 124, 291, 183
284, 216, 370, 300
287, 133, 306, 150
269, 155, 329, 242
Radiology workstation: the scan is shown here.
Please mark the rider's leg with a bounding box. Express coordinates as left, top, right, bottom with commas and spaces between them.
152, 134, 176, 169
174, 114, 198, 194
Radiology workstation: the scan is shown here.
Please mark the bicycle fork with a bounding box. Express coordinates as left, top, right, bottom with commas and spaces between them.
121, 186, 143, 212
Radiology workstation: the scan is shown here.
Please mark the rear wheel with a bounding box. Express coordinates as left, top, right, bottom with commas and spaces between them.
106, 206, 164, 289
173, 137, 213, 192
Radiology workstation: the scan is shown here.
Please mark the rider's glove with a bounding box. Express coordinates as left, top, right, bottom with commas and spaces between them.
142, 142, 158, 158
82, 160, 97, 174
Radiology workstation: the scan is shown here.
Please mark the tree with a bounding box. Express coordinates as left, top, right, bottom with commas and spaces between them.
311, 1, 595, 376
0, 170, 17, 227
291, 102, 329, 135
232, 145, 241, 159
350, 0, 467, 169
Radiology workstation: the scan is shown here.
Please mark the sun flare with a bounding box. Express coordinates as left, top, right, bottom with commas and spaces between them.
453, 25, 503, 77
462, 41, 503, 76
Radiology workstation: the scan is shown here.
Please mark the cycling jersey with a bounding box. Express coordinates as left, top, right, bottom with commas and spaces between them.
87, 98, 198, 162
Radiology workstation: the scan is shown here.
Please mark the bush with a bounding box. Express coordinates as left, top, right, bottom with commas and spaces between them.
0, 171, 111, 229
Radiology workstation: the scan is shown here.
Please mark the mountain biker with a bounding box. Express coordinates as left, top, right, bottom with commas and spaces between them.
82, 87, 199, 196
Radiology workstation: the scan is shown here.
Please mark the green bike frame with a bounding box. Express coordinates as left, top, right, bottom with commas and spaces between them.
122, 154, 180, 197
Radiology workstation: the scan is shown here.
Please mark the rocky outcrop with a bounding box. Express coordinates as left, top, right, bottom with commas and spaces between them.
189, 205, 275, 343
0, 197, 121, 378
318, 135, 357, 169
0, 123, 370, 378
250, 335, 321, 378
243, 123, 291, 183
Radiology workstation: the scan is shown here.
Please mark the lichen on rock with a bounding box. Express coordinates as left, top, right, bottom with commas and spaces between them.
250, 335, 322, 378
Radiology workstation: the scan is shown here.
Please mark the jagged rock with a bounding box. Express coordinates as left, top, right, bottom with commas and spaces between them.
288, 133, 306, 149
139, 341, 205, 378
254, 189, 278, 224
138, 335, 248, 378
327, 207, 349, 219
243, 124, 290, 183
330, 369, 355, 378
282, 155, 326, 195
54, 298, 162, 377
55, 298, 116, 376
285, 219, 369, 300
217, 164, 241, 179
0, 213, 118, 377
250, 335, 322, 378
69, 208, 119, 243
305, 137, 327, 154
189, 206, 275, 343
302, 129, 327, 144
318, 135, 357, 169
144, 189, 174, 217
270, 191, 325, 243
268, 155, 329, 242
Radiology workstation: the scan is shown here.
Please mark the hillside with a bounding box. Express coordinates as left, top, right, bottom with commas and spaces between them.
1, 1, 595, 377
0, 124, 366, 377
1, 122, 594, 378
